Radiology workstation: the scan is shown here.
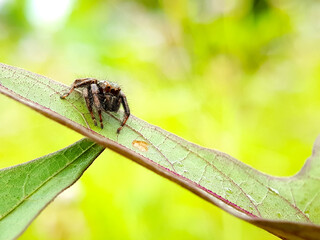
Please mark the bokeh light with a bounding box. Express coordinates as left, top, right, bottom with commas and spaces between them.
26, 0, 74, 28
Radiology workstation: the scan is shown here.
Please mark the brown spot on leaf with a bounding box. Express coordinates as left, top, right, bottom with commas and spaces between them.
132, 140, 148, 152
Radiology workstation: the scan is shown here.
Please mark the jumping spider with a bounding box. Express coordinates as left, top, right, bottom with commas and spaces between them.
60, 78, 130, 134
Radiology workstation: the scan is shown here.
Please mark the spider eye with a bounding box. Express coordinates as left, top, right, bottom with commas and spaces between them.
105, 86, 111, 92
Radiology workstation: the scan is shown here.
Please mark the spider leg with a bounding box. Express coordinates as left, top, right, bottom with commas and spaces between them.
91, 84, 104, 129
60, 78, 98, 99
74, 78, 98, 87
60, 82, 77, 99
117, 91, 130, 134
83, 87, 97, 126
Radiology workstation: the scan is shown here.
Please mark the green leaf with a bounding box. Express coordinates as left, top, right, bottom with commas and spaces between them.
1, 62, 320, 239
0, 138, 104, 240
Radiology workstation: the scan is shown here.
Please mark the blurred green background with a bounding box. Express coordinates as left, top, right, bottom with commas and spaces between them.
0, 0, 320, 239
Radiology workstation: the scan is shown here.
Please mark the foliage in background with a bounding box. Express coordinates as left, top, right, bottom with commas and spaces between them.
0, 0, 320, 239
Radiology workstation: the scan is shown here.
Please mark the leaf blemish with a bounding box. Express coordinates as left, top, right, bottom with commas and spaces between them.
132, 140, 148, 152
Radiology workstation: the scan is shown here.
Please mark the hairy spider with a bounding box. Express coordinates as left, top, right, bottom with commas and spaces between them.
60, 78, 130, 133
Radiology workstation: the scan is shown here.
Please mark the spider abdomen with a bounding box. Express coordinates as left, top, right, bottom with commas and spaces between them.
103, 94, 121, 112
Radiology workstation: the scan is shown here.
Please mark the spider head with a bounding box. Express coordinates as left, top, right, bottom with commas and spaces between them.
99, 81, 121, 95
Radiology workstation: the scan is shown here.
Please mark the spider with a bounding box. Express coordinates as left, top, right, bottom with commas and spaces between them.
60, 78, 130, 134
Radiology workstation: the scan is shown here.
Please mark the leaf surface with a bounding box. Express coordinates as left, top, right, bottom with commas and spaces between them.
0, 138, 104, 240
1, 63, 320, 239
